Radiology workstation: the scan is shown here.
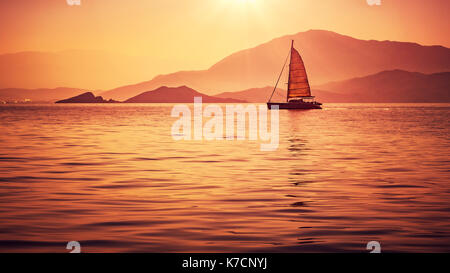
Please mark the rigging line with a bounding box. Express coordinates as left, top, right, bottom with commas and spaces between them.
268, 49, 291, 102
273, 88, 286, 98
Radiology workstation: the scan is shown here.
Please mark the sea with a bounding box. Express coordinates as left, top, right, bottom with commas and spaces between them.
0, 103, 449, 252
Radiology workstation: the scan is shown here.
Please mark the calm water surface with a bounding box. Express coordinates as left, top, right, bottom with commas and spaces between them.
0, 103, 449, 252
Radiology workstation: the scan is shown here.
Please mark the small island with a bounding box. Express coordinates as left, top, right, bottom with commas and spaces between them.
55, 92, 119, 103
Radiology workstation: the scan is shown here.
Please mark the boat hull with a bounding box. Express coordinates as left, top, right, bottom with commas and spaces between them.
267, 102, 322, 110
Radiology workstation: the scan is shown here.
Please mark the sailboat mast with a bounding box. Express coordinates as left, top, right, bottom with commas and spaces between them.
286, 40, 294, 102
267, 42, 291, 103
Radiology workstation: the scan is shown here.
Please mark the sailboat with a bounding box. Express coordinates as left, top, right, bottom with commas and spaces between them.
267, 40, 322, 109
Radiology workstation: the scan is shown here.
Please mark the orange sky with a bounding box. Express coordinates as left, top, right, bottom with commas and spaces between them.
1, 0, 449, 76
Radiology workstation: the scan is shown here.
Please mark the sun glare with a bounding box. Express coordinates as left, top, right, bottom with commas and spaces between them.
226, 0, 256, 4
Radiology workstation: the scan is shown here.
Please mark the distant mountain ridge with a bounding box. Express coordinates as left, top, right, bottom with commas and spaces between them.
124, 86, 244, 103
315, 70, 450, 102
215, 86, 286, 103
101, 30, 450, 100
214, 70, 450, 103
1, 30, 449, 103
6, 70, 450, 103
0, 87, 91, 102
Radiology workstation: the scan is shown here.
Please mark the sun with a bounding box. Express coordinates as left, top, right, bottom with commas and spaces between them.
224, 0, 257, 7
218, 0, 258, 10
215, 0, 262, 20
228, 0, 256, 3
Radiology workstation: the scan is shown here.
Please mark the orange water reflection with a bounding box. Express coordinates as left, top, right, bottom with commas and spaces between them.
0, 103, 449, 252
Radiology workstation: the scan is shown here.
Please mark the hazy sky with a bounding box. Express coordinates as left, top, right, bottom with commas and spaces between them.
1, 0, 449, 72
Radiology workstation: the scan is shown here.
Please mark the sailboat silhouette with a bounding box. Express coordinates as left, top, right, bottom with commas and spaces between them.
267, 40, 322, 109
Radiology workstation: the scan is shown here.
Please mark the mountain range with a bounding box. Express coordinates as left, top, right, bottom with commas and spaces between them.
215, 86, 286, 103
315, 70, 450, 102
0, 87, 90, 102
99, 30, 450, 100
55, 69, 450, 104
55, 86, 243, 103
124, 86, 243, 103
1, 30, 449, 103
215, 70, 450, 103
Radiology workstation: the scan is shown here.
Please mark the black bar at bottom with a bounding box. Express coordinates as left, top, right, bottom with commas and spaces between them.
0, 253, 446, 272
